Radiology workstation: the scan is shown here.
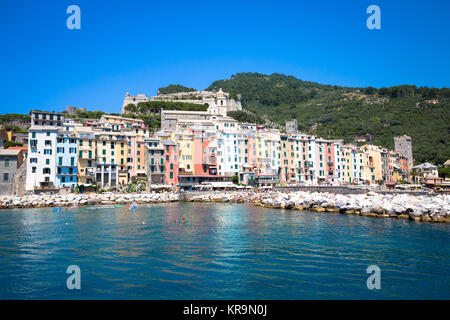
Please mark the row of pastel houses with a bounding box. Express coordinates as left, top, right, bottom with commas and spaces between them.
23, 109, 413, 193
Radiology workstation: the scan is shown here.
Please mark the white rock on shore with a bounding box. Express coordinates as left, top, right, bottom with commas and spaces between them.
186, 190, 450, 223
1, 190, 449, 223
0, 192, 179, 209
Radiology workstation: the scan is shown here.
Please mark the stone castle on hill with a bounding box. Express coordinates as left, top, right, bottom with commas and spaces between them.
121, 89, 242, 115
122, 88, 243, 132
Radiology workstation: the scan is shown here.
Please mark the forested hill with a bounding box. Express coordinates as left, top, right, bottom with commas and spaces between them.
206, 72, 450, 165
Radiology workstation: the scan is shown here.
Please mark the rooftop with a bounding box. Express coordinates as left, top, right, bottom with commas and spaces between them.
160, 139, 177, 146
29, 125, 61, 131
0, 149, 22, 156
30, 110, 64, 115
413, 162, 437, 169
6, 146, 28, 151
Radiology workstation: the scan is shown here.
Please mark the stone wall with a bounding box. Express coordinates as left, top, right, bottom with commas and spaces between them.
0, 156, 18, 195
12, 161, 27, 196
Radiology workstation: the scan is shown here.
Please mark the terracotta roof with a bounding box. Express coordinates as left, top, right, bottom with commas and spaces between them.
6, 146, 28, 151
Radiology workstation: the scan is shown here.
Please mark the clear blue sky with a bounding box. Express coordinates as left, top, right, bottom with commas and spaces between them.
0, 0, 449, 114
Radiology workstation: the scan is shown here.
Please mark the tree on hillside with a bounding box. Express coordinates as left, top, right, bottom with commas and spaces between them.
158, 84, 196, 95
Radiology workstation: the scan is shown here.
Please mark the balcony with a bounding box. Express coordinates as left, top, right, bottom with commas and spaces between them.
304, 161, 314, 168
57, 172, 77, 176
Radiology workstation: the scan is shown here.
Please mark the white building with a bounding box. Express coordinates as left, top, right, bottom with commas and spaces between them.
26, 126, 59, 191
217, 131, 243, 176
333, 140, 345, 184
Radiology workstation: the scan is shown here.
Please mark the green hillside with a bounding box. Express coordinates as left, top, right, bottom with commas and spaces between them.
206, 73, 450, 165
158, 84, 196, 95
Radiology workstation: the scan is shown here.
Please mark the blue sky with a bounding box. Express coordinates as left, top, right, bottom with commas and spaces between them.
0, 0, 449, 114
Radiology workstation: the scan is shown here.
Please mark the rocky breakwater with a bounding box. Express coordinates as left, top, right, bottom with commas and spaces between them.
185, 191, 260, 203
0, 192, 180, 209
255, 191, 450, 223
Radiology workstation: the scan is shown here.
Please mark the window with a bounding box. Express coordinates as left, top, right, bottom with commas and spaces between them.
44, 149, 52, 155
4, 159, 9, 167
70, 157, 75, 166
170, 172, 173, 179
32, 167, 36, 173
57, 158, 61, 165
3, 173, 8, 181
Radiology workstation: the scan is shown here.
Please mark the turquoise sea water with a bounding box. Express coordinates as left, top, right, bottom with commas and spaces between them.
0, 202, 448, 299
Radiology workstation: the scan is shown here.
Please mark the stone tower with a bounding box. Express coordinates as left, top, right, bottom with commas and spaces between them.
394, 135, 413, 169
285, 119, 298, 134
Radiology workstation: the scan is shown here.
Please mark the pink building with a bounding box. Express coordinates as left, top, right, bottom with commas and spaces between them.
323, 140, 336, 183
161, 140, 179, 185
247, 134, 257, 169
127, 134, 146, 178
192, 128, 216, 175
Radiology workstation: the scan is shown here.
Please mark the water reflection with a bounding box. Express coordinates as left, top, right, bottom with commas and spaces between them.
0, 203, 448, 299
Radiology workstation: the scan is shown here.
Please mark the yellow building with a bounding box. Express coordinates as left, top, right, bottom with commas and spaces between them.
75, 127, 97, 185
341, 145, 353, 184
256, 129, 281, 174
280, 135, 302, 183
115, 134, 129, 185
172, 127, 194, 174
95, 132, 129, 187
360, 144, 383, 183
